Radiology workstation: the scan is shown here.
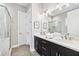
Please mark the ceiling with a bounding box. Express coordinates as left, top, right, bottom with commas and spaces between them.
17, 3, 29, 7
17, 3, 31, 8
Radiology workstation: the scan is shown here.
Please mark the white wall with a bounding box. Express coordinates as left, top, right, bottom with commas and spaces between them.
2, 3, 28, 47
32, 3, 57, 51
42, 3, 57, 11
32, 3, 43, 50
66, 8, 79, 36
32, 3, 43, 35
32, 3, 57, 34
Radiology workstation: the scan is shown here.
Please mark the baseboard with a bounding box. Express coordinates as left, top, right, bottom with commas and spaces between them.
30, 48, 35, 52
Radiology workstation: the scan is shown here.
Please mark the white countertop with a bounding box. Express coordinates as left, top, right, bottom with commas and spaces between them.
34, 34, 79, 52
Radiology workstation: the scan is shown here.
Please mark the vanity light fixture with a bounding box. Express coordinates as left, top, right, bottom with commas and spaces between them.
56, 3, 70, 10
44, 3, 70, 18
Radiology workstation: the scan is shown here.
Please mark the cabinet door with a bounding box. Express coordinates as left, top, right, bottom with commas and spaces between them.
34, 36, 42, 55
50, 43, 58, 56
59, 46, 79, 56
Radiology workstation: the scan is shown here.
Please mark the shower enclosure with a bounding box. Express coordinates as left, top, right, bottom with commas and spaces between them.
0, 4, 11, 56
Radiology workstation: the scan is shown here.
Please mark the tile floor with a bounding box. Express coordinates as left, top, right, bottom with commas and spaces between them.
31, 51, 40, 56
10, 44, 40, 56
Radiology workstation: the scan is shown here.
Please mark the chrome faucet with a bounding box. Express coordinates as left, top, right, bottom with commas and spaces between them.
64, 33, 72, 40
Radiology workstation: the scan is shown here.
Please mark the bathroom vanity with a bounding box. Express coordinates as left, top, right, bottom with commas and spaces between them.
34, 34, 79, 56
33, 4, 79, 56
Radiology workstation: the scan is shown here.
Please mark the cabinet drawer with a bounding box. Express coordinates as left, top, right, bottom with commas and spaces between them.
41, 39, 50, 45
41, 47, 50, 56
41, 44, 51, 56
41, 40, 47, 44
41, 41, 50, 51
41, 46, 47, 51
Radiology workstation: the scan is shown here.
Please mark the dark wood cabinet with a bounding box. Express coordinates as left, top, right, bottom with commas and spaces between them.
34, 36, 51, 56
59, 45, 79, 56
34, 36, 79, 56
41, 39, 51, 56
34, 36, 42, 55
50, 42, 59, 56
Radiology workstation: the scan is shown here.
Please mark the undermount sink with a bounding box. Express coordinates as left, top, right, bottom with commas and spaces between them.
57, 38, 79, 45
41, 33, 79, 45
49, 35, 79, 44
45, 32, 62, 39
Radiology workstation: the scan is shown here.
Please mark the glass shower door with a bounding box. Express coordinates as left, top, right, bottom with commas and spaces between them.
0, 5, 10, 56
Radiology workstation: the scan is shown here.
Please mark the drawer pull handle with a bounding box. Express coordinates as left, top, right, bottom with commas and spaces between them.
42, 41, 47, 44
42, 47, 47, 51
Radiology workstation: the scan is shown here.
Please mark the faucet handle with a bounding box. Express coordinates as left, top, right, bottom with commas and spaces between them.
64, 33, 69, 40
66, 33, 69, 36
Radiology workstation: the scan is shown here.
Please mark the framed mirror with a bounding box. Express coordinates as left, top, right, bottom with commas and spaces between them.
48, 3, 79, 36
48, 13, 67, 35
